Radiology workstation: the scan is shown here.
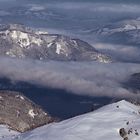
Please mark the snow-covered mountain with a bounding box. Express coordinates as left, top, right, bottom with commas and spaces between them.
0, 24, 111, 63
2, 100, 138, 140
99, 19, 140, 34
97, 18, 140, 45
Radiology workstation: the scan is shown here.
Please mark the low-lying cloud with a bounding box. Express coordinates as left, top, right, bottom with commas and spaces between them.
46, 2, 140, 13
94, 43, 140, 63
0, 57, 140, 100
27, 4, 46, 12
0, 10, 11, 16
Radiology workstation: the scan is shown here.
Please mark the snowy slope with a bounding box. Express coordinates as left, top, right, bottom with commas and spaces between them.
0, 125, 19, 140
14, 100, 140, 140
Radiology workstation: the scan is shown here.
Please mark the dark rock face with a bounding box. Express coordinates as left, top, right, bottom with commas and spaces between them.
119, 127, 139, 140
0, 90, 52, 132
123, 73, 140, 92
0, 24, 111, 63
119, 128, 127, 138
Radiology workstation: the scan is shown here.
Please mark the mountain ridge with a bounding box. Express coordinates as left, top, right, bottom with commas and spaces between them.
0, 24, 112, 63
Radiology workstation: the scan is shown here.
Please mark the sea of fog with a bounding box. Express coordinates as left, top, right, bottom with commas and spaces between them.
0, 0, 140, 119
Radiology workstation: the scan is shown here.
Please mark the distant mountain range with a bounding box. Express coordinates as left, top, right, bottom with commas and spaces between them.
96, 18, 140, 46
0, 24, 111, 63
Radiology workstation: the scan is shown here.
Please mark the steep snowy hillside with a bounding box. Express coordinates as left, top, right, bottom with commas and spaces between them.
14, 100, 140, 140
0, 24, 111, 63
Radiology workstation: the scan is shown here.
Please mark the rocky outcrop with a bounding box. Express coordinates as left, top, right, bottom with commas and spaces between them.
119, 128, 128, 139
0, 24, 112, 63
119, 127, 139, 140
0, 90, 53, 132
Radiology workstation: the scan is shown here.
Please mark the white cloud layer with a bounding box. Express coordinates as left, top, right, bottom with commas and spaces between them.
0, 57, 140, 100
94, 43, 140, 63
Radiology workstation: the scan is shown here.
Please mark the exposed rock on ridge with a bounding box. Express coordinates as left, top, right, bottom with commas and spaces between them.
0, 90, 53, 132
